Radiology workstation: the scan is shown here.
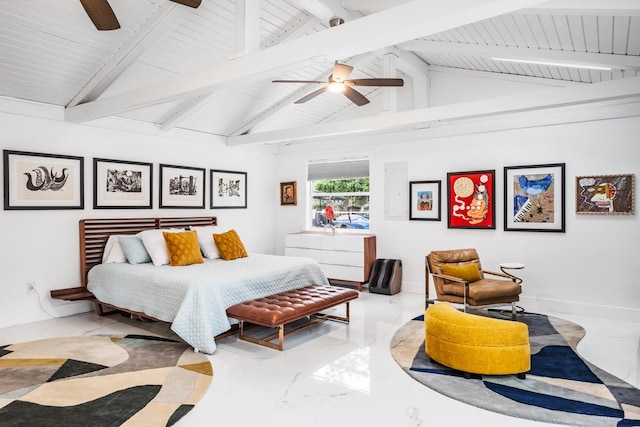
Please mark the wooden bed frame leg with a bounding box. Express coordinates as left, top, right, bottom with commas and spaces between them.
94, 301, 106, 316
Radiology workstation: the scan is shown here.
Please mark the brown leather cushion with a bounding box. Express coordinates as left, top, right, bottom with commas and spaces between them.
442, 278, 522, 299
226, 285, 359, 328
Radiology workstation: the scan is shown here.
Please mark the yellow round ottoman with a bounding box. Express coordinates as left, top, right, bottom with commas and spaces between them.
425, 302, 530, 377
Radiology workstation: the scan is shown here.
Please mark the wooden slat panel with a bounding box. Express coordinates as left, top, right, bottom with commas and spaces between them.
79, 216, 217, 287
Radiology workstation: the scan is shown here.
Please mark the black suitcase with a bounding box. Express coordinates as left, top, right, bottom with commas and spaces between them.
368, 259, 402, 295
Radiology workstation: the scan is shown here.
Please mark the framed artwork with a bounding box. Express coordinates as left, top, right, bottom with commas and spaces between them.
576, 174, 635, 215
210, 169, 247, 209
504, 163, 565, 232
409, 180, 441, 221
159, 164, 205, 209
447, 170, 495, 229
3, 149, 84, 210
93, 158, 152, 209
280, 181, 297, 206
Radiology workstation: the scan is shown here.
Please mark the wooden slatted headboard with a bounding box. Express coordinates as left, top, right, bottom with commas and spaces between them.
80, 216, 218, 287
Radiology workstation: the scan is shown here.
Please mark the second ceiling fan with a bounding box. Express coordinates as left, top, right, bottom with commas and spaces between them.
273, 61, 404, 106
79, 0, 202, 31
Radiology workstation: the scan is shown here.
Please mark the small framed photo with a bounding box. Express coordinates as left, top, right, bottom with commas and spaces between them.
447, 170, 495, 229
210, 169, 247, 209
409, 180, 441, 221
159, 164, 205, 209
504, 163, 565, 232
576, 174, 635, 215
3, 150, 84, 210
93, 158, 152, 209
280, 181, 297, 206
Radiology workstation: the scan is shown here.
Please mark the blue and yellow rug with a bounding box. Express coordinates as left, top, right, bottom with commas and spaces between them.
0, 334, 213, 426
390, 311, 640, 426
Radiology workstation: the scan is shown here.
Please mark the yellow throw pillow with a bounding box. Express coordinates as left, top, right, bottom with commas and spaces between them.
441, 262, 482, 282
163, 231, 204, 266
213, 229, 248, 260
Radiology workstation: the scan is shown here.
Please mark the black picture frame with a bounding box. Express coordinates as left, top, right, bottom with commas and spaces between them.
446, 170, 495, 229
3, 149, 84, 210
504, 163, 565, 232
409, 180, 441, 221
93, 158, 153, 209
159, 164, 205, 209
210, 169, 247, 209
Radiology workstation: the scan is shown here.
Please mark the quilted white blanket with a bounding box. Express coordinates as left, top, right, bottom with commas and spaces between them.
87, 254, 329, 354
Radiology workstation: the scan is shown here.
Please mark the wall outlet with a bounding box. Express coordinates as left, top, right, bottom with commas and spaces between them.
25, 282, 36, 294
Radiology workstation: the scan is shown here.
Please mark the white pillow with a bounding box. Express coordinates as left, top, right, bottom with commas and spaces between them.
191, 225, 220, 259
102, 235, 127, 263
138, 229, 182, 266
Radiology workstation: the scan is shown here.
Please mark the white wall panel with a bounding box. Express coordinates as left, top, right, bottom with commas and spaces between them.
0, 106, 277, 328
272, 76, 640, 322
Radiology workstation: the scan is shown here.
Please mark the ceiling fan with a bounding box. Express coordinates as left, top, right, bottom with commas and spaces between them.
79, 0, 202, 31
272, 61, 404, 106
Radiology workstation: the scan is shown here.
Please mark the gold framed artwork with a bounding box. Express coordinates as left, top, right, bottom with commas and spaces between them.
576, 174, 635, 215
280, 181, 297, 205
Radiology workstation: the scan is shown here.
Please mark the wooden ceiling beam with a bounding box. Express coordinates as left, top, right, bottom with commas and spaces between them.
226, 76, 640, 145
398, 40, 640, 70
65, 0, 547, 123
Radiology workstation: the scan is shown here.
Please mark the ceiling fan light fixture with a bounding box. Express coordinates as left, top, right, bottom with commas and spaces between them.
328, 82, 346, 93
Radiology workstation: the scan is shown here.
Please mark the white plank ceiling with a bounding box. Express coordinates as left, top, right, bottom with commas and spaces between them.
0, 0, 639, 145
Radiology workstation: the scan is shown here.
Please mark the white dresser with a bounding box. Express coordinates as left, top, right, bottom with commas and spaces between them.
284, 232, 376, 291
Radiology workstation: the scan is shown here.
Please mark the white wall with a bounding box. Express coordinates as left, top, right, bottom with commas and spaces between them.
2, 72, 639, 329
273, 105, 640, 322
0, 108, 278, 328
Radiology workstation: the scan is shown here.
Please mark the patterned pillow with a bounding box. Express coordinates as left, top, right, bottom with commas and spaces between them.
213, 229, 248, 260
118, 235, 152, 264
441, 262, 482, 282
163, 231, 204, 266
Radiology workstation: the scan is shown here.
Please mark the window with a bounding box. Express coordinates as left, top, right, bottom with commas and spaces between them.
308, 159, 370, 230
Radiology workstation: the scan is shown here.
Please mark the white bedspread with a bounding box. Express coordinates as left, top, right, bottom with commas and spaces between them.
87, 254, 329, 354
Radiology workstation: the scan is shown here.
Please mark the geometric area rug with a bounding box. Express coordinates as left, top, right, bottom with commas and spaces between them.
390, 311, 640, 427
0, 334, 213, 427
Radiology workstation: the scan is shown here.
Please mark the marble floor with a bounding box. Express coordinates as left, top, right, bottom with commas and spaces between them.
1, 291, 638, 427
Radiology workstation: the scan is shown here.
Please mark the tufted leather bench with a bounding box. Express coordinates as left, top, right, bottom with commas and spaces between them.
226, 285, 359, 350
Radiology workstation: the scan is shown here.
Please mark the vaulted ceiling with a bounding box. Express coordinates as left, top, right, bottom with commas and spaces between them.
1, 0, 639, 146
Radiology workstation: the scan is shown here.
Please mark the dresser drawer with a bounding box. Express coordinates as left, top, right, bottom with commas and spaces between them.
321, 250, 364, 267
284, 233, 322, 249
321, 264, 364, 282
321, 236, 365, 252
284, 247, 322, 263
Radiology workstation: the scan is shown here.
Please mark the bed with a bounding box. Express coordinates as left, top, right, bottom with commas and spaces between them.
51, 216, 330, 354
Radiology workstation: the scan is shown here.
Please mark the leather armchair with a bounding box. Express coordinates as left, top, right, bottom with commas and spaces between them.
426, 248, 522, 320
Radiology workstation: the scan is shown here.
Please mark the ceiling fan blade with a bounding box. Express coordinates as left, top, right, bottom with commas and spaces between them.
170, 0, 202, 8
272, 80, 327, 84
343, 86, 369, 106
345, 78, 404, 87
294, 87, 328, 104
331, 63, 353, 81
79, 0, 120, 31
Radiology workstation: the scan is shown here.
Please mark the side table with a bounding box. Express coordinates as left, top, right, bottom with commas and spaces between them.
500, 262, 525, 284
